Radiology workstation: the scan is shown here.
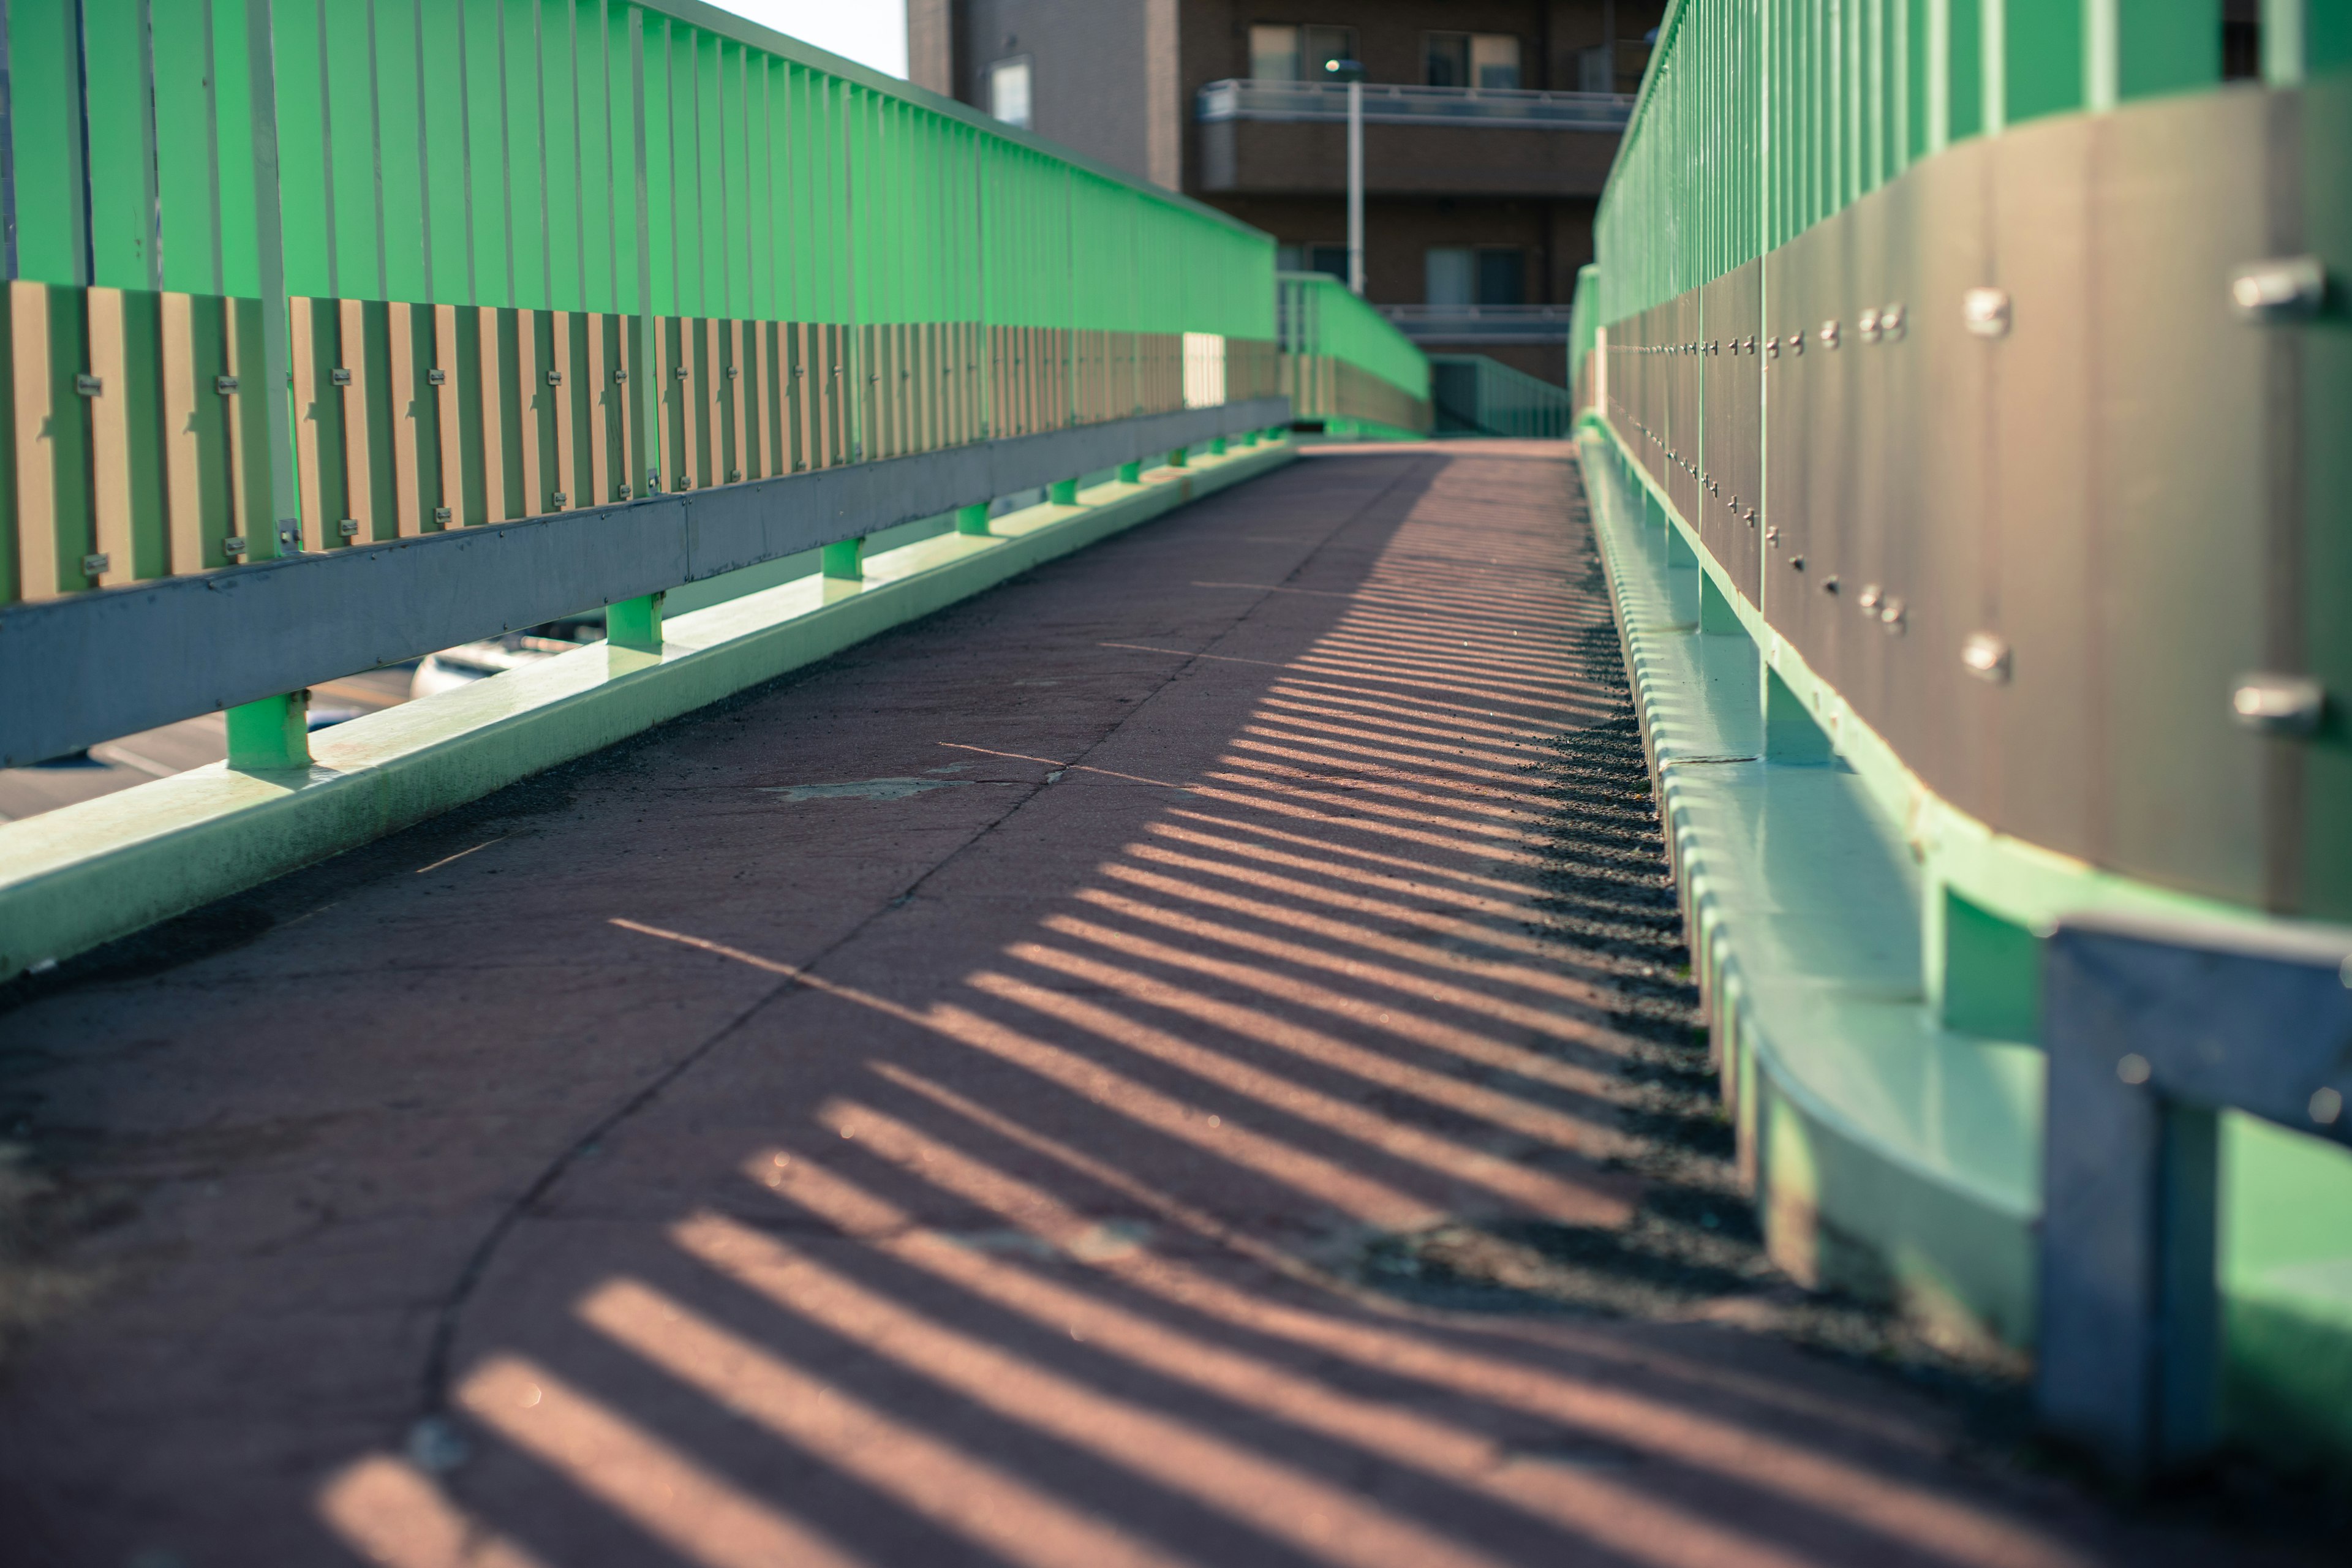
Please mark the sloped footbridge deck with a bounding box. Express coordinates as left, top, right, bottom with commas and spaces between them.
0, 448, 2264, 1565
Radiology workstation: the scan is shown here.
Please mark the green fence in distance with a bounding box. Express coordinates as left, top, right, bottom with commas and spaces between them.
1428, 354, 1577, 439
1, 0, 1280, 606
1276, 272, 1431, 439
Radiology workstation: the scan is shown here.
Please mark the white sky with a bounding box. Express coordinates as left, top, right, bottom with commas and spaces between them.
708, 1, 908, 77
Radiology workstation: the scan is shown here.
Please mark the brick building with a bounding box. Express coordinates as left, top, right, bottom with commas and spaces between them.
907, 1, 1663, 384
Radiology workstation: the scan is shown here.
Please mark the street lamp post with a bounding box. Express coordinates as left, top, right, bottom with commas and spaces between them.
1326, 58, 1367, 295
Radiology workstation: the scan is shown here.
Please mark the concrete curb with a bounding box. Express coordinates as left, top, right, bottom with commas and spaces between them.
0, 442, 1295, 981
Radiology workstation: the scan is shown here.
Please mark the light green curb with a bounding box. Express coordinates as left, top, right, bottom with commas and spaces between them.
1580, 424, 2352, 1455
0, 440, 1295, 981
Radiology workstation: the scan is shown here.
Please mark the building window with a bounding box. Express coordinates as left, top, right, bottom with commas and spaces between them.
1425, 247, 1474, 306
1427, 32, 1521, 89
1250, 23, 1357, 81
1429, 246, 1526, 305
1250, 25, 1298, 80
984, 56, 1031, 129
1477, 247, 1526, 305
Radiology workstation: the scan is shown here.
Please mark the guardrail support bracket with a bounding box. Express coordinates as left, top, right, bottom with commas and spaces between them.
609, 592, 665, 653
225, 691, 312, 771
821, 538, 865, 581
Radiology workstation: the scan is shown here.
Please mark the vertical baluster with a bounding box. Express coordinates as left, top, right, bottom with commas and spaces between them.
85, 288, 134, 585
729, 319, 748, 482
551, 310, 576, 510
707, 320, 728, 483
387, 301, 421, 537
432, 306, 459, 526
336, 298, 372, 545
10, 283, 58, 600
616, 316, 637, 500
475, 306, 507, 522
587, 314, 611, 506
159, 292, 204, 573
290, 297, 324, 549
688, 317, 704, 486
517, 311, 543, 515
220, 298, 249, 558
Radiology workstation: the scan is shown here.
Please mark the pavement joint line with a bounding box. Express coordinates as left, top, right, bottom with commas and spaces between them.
0, 441, 1297, 986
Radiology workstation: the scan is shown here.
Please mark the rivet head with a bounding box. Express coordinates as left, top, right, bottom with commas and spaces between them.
1767, 336, 1781, 358
1823, 575, 1841, 594
1859, 307, 1882, 342
1962, 631, 2012, 682
1765, 526, 1781, 544
2117, 1053, 2153, 1086
2230, 255, 2328, 321
1880, 303, 1907, 340
1879, 596, 1907, 632
2231, 672, 2327, 735
1858, 584, 1883, 612
1964, 287, 2011, 338
1789, 554, 1806, 570
1819, 320, 1841, 348
1791, 330, 1805, 357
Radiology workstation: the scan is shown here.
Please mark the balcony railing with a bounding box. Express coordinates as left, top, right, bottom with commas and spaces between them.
1197, 79, 1634, 132
1378, 304, 1575, 344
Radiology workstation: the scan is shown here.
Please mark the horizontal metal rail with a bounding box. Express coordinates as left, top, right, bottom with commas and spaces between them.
1380, 303, 1577, 344
1, 398, 1287, 766
1197, 78, 1633, 130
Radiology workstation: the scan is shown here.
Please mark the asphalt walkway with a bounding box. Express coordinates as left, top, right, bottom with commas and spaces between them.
0, 446, 2297, 1566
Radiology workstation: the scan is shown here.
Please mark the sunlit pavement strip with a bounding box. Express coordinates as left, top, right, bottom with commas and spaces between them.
0, 445, 2285, 1566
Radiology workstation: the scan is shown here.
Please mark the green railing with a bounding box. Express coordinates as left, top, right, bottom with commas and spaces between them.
1428, 354, 1577, 439
1, 0, 1279, 612
1572, 0, 2352, 1473
1276, 273, 1432, 439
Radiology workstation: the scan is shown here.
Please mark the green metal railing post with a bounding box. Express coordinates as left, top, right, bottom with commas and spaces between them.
1240, 430, 1259, 447
956, 502, 992, 535
1208, 435, 1226, 455
1167, 446, 1188, 468
609, 592, 665, 652
221, 0, 312, 775
821, 538, 865, 581
225, 690, 311, 771
1049, 478, 1078, 505
1117, 460, 1142, 483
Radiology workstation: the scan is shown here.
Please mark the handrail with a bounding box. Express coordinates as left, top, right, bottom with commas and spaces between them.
1197, 78, 1633, 130
0, 0, 1284, 763
1379, 304, 1575, 343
